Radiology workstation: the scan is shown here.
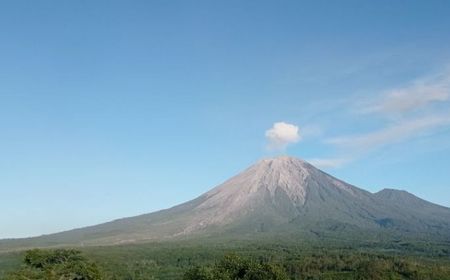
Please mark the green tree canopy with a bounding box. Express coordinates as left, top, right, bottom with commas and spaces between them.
183, 254, 288, 280
6, 249, 103, 280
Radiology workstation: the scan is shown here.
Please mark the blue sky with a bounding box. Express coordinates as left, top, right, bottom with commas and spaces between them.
1, 0, 450, 238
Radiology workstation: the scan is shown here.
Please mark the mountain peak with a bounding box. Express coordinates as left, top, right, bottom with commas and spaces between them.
374, 188, 430, 207
258, 155, 306, 163
255, 156, 312, 172
245, 156, 314, 191
375, 188, 415, 198
192, 156, 315, 227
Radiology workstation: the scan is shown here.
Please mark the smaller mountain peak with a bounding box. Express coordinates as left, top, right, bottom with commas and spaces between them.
374, 188, 438, 208
376, 188, 410, 195
375, 188, 421, 202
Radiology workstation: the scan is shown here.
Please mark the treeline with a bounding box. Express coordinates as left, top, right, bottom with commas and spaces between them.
184, 253, 450, 280
4, 248, 450, 279
280, 253, 449, 279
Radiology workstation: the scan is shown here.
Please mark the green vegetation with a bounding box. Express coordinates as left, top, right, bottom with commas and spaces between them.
183, 254, 288, 280
181, 252, 450, 280
1, 241, 450, 279
4, 249, 103, 280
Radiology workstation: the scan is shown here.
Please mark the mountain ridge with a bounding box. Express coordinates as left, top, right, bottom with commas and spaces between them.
1, 156, 449, 252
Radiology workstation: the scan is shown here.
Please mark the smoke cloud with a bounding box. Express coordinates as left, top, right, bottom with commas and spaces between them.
265, 122, 301, 151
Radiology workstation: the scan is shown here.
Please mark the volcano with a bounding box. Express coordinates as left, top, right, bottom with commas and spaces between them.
1, 156, 450, 251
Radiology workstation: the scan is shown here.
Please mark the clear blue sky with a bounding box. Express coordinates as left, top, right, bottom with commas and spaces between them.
1, 0, 450, 238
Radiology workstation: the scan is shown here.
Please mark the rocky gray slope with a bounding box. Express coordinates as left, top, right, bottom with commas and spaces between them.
1, 156, 449, 251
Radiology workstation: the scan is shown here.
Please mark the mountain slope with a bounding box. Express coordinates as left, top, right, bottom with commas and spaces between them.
1, 156, 449, 251
373, 189, 450, 234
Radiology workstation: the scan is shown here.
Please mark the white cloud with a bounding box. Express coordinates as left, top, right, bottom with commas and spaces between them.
362, 73, 450, 115
265, 122, 301, 151
314, 70, 450, 169
327, 114, 450, 151
312, 114, 450, 169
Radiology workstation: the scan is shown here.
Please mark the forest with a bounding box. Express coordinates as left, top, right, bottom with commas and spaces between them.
1, 240, 450, 279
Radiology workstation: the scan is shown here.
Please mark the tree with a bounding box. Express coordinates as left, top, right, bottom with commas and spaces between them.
183, 254, 288, 280
5, 249, 104, 280
183, 266, 213, 280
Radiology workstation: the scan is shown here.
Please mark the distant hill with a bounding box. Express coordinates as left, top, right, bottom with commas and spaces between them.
1, 156, 450, 252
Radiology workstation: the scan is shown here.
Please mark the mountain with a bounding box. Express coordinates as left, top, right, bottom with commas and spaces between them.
1, 156, 450, 251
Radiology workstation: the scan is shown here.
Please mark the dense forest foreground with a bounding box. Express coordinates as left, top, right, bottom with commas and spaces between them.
1, 239, 450, 279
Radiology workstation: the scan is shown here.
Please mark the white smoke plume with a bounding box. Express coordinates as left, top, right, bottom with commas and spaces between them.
265, 122, 301, 151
